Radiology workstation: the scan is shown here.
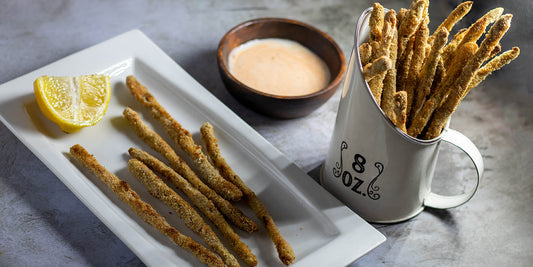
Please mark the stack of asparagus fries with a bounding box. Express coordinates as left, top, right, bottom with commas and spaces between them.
360, 1, 519, 139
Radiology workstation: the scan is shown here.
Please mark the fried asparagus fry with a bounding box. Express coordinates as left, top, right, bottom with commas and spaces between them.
200, 122, 295, 266
126, 75, 242, 202
387, 10, 399, 66
359, 43, 372, 66
394, 0, 426, 104
404, 17, 429, 115
128, 159, 239, 267
69, 144, 223, 267
377, 10, 396, 59
392, 91, 408, 132
467, 46, 520, 93
123, 107, 258, 233
425, 14, 513, 139
381, 68, 398, 118
380, 10, 399, 111
129, 147, 258, 266
363, 56, 392, 80
395, 33, 415, 94
369, 9, 396, 106
369, 3, 385, 43
407, 27, 449, 132
367, 4, 389, 103
397, 0, 426, 65
434, 1, 473, 35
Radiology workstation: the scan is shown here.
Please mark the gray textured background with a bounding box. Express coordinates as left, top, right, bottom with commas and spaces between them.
1, 0, 532, 266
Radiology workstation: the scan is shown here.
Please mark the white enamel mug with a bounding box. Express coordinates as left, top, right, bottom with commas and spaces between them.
320, 7, 484, 223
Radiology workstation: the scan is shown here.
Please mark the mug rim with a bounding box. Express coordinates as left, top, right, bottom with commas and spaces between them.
355, 7, 442, 146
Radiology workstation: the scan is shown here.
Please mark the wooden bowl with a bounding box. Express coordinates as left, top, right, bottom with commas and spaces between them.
217, 17, 346, 119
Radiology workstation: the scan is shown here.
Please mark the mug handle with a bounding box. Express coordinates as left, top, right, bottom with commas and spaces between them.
424, 128, 484, 209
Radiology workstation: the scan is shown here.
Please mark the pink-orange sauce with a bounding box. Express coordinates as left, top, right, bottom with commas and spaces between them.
228, 38, 330, 96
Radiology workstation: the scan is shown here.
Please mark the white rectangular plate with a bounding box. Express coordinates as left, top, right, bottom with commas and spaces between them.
0, 30, 385, 266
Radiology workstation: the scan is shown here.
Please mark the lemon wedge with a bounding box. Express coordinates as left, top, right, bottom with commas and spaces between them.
34, 74, 111, 133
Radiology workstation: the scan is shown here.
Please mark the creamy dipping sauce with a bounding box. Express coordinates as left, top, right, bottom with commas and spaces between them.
228, 38, 330, 96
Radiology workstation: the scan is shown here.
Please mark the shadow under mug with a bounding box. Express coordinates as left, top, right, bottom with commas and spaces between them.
320, 7, 484, 223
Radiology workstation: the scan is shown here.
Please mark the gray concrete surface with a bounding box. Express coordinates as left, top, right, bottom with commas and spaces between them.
1, 0, 531, 266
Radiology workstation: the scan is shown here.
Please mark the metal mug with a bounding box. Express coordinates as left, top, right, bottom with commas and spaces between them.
320, 7, 484, 223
